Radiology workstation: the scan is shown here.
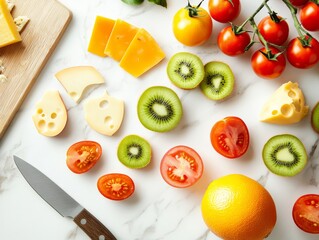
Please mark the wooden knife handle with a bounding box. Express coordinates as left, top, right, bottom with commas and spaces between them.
74, 208, 117, 240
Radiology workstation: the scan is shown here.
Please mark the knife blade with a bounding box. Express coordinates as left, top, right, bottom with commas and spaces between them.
13, 155, 117, 240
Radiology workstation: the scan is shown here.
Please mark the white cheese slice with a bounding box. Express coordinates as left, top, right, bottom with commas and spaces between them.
14, 16, 30, 32
84, 92, 124, 136
6, 0, 14, 12
55, 66, 105, 103
32, 90, 67, 137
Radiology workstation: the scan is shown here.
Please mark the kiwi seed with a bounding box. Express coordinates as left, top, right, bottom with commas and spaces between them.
200, 61, 235, 100
117, 134, 151, 169
137, 86, 183, 132
311, 102, 319, 133
262, 134, 307, 177
167, 52, 205, 89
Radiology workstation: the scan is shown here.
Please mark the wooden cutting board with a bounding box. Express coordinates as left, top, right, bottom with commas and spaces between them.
0, 0, 72, 139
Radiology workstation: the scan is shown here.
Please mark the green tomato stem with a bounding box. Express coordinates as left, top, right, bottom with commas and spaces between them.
186, 0, 205, 17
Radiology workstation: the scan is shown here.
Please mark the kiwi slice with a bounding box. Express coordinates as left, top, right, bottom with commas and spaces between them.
200, 61, 234, 100
262, 134, 307, 177
137, 86, 183, 132
117, 134, 151, 169
311, 102, 319, 133
167, 52, 205, 89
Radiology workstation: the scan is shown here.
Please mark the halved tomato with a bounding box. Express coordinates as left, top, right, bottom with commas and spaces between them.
97, 173, 135, 200
210, 116, 249, 158
66, 141, 102, 174
292, 194, 319, 234
160, 146, 204, 188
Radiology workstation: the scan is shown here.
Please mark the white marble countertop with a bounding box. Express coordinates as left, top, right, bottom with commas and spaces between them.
1, 0, 319, 239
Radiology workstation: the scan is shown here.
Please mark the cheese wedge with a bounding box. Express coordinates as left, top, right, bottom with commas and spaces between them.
55, 66, 105, 103
6, 0, 14, 12
84, 92, 124, 136
259, 81, 309, 124
88, 16, 115, 57
104, 19, 138, 61
32, 90, 67, 137
119, 28, 165, 77
0, 0, 21, 48
14, 16, 30, 32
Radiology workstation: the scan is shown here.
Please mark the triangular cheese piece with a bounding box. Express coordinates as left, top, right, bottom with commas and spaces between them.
119, 28, 165, 77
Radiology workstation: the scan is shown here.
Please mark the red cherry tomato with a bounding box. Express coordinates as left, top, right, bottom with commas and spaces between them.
286, 37, 319, 68
160, 146, 203, 188
290, 0, 309, 7
300, 2, 319, 32
97, 173, 135, 200
66, 141, 102, 174
217, 26, 250, 56
292, 194, 319, 233
258, 15, 289, 46
210, 116, 249, 159
208, 0, 241, 23
251, 47, 286, 79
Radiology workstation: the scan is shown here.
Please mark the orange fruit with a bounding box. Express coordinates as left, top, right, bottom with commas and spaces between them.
201, 174, 276, 240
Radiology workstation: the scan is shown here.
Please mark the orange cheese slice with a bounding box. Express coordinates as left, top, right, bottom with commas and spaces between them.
104, 19, 138, 62
119, 28, 165, 77
88, 16, 115, 57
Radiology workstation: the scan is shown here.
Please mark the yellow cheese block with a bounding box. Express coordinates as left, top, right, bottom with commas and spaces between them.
104, 19, 138, 62
0, 0, 21, 48
88, 16, 115, 57
259, 81, 309, 124
119, 28, 165, 77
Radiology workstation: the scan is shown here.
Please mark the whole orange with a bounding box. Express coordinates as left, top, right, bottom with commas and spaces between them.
201, 174, 276, 240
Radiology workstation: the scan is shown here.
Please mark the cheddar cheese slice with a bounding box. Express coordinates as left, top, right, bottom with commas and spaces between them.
104, 19, 138, 61
0, 0, 21, 48
55, 66, 105, 103
119, 28, 165, 77
88, 16, 115, 57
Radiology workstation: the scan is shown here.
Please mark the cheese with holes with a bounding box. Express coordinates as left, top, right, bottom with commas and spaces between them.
104, 19, 138, 61
119, 28, 165, 77
88, 16, 115, 57
259, 81, 309, 124
84, 92, 124, 136
55, 66, 105, 103
32, 91, 67, 137
0, 0, 21, 48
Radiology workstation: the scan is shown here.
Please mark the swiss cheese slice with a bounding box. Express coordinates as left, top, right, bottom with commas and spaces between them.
259, 81, 309, 124
104, 19, 138, 62
0, 0, 21, 48
55, 66, 105, 103
84, 92, 124, 136
14, 16, 30, 32
119, 28, 165, 77
32, 90, 68, 137
88, 16, 115, 57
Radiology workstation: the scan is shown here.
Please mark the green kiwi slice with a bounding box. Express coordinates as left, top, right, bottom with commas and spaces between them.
262, 134, 307, 177
311, 102, 319, 133
167, 52, 205, 89
200, 61, 234, 100
137, 86, 183, 132
117, 134, 151, 169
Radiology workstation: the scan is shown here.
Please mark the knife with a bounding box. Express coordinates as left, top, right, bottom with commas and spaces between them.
13, 155, 117, 240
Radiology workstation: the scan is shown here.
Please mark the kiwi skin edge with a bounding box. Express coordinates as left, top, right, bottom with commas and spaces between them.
311, 102, 319, 134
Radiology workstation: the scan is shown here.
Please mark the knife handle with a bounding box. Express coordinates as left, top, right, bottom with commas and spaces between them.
74, 208, 117, 240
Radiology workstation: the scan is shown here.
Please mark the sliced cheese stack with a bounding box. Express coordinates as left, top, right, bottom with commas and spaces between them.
88, 16, 165, 78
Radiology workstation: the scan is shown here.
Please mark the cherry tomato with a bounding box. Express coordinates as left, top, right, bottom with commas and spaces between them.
290, 0, 309, 7
210, 116, 249, 158
217, 26, 251, 56
66, 141, 102, 174
292, 194, 319, 233
160, 146, 204, 188
97, 173, 135, 200
172, 4, 212, 46
300, 2, 319, 32
251, 47, 286, 79
286, 37, 319, 68
208, 0, 241, 23
258, 15, 289, 46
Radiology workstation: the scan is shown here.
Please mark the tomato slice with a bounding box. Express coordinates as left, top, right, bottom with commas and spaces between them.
292, 194, 319, 234
210, 116, 249, 158
160, 146, 204, 188
66, 141, 102, 174
97, 173, 135, 200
